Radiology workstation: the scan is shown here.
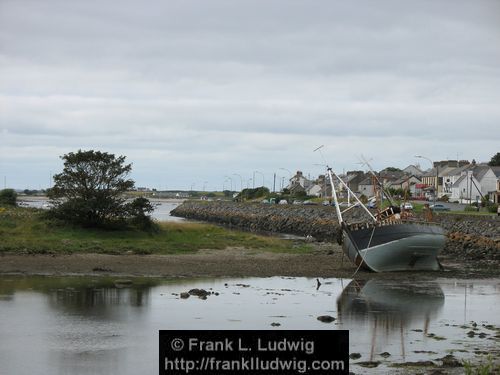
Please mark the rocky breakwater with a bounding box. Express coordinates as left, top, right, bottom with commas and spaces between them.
171, 201, 499, 265
436, 214, 500, 264
170, 200, 370, 241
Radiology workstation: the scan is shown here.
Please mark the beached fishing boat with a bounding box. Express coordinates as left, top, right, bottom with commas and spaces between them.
325, 165, 445, 272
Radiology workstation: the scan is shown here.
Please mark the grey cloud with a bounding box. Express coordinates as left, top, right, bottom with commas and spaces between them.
1, 0, 499, 188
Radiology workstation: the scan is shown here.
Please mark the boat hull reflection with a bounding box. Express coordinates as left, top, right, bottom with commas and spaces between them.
337, 279, 445, 361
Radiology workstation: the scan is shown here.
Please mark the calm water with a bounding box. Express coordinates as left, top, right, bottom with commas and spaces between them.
18, 198, 184, 222
0, 276, 499, 374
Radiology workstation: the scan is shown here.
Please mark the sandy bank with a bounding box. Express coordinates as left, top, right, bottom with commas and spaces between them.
1, 244, 498, 280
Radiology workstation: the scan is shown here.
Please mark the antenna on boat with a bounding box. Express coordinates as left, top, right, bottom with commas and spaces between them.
314, 145, 344, 224
313, 145, 327, 164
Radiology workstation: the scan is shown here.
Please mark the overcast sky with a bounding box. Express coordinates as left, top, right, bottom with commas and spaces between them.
1, 0, 499, 191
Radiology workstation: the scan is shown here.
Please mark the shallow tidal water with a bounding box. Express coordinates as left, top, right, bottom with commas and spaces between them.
18, 198, 184, 222
0, 276, 499, 374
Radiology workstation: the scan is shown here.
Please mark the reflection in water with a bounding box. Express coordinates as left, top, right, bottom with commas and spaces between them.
337, 279, 445, 361
1, 276, 498, 375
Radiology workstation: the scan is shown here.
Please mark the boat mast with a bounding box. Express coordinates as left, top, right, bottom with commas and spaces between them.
328, 167, 378, 223
360, 155, 395, 206
326, 167, 344, 225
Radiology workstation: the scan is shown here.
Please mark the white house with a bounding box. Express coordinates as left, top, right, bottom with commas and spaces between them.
287, 171, 312, 190
450, 165, 497, 203
306, 184, 322, 197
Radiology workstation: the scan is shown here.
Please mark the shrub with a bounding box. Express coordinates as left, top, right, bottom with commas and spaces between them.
464, 205, 478, 212
0, 189, 17, 206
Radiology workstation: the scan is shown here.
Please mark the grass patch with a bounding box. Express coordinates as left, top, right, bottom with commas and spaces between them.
0, 206, 312, 255
439, 210, 495, 217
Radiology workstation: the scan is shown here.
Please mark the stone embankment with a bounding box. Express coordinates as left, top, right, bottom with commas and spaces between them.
171, 201, 500, 262
171, 200, 367, 241
434, 215, 500, 262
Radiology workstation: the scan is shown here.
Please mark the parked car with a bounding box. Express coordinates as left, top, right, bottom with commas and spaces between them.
430, 204, 450, 211
292, 200, 303, 205
400, 202, 413, 210
279, 199, 288, 205
367, 201, 377, 209
322, 200, 331, 206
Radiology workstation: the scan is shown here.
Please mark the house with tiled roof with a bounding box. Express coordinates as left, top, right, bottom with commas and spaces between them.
387, 175, 422, 196
450, 164, 498, 203
402, 164, 424, 177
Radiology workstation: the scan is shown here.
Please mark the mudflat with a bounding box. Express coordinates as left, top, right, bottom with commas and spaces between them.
1, 243, 497, 279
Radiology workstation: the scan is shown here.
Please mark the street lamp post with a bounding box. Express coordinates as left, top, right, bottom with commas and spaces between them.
279, 168, 292, 191
253, 171, 264, 188
233, 174, 243, 192
224, 176, 233, 192
415, 155, 437, 205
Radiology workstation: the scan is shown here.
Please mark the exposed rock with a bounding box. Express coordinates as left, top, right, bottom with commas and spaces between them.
188, 288, 210, 298
438, 354, 462, 368
270, 322, 281, 327
349, 353, 361, 360
317, 315, 336, 323
180, 292, 190, 299
427, 370, 446, 375
379, 352, 391, 358
356, 361, 380, 368
390, 361, 436, 367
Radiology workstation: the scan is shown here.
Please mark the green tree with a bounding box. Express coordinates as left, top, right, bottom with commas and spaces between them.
126, 196, 156, 231
0, 189, 17, 206
384, 167, 401, 172
488, 152, 500, 166
47, 150, 153, 229
237, 187, 270, 200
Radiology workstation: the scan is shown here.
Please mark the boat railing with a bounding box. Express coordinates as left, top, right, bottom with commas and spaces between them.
346, 219, 441, 232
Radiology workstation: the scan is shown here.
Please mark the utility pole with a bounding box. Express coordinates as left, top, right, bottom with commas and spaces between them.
273, 173, 276, 193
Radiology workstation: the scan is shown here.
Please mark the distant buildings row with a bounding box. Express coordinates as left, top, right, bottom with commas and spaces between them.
286, 160, 500, 204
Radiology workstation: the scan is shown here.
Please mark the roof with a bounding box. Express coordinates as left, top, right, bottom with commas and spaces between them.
452, 175, 467, 187
359, 177, 373, 186
473, 165, 492, 181
445, 165, 469, 176
438, 166, 457, 177
491, 166, 500, 178
402, 164, 424, 174
390, 175, 421, 185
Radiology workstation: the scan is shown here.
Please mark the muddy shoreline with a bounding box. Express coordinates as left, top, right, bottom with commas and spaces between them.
1, 243, 498, 280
